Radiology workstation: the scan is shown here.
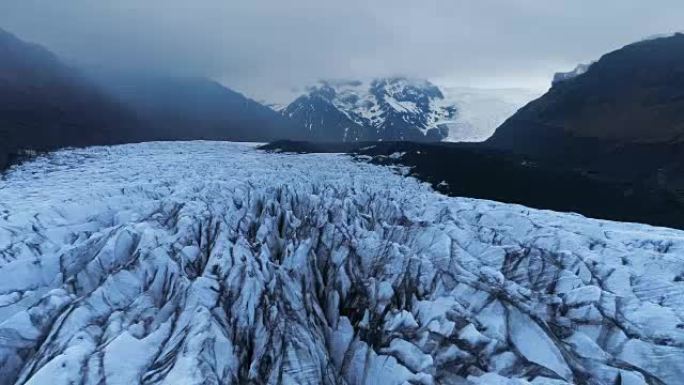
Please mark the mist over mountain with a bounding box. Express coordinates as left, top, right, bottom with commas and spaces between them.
0, 26, 539, 162
91, 72, 305, 142
0, 28, 307, 169
0, 28, 137, 168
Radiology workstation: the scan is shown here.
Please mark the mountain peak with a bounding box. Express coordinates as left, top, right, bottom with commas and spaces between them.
282, 77, 454, 142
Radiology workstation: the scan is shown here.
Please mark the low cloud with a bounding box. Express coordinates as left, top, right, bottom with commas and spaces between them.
1, 0, 683, 101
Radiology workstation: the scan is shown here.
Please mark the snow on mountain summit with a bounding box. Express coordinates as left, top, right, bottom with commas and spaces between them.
280, 78, 539, 143
282, 77, 455, 142
1, 141, 684, 384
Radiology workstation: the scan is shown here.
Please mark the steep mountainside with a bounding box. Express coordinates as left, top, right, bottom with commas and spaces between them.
489, 33, 684, 152
93, 73, 305, 142
282, 78, 455, 142
484, 33, 684, 216
0, 28, 137, 169
2, 141, 684, 385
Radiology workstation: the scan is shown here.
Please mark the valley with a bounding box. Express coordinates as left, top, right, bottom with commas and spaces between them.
1, 142, 682, 385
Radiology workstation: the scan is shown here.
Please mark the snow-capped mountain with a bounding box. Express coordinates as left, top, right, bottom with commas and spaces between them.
283, 78, 456, 142
279, 78, 539, 143
1, 141, 684, 385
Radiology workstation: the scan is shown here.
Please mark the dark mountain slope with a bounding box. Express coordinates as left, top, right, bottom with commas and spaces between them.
481, 33, 684, 224
0, 28, 137, 168
488, 33, 684, 155
282, 88, 374, 142
94, 73, 305, 142
0, 28, 308, 171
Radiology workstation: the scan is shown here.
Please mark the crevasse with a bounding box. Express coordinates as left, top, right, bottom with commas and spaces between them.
0, 142, 683, 385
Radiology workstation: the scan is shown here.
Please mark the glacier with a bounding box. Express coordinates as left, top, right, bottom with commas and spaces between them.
0, 141, 683, 385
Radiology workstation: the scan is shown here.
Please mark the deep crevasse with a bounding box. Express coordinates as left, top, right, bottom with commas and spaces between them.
0, 142, 683, 385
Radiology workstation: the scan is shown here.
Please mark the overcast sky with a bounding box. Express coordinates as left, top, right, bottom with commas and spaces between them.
1, 1, 683, 102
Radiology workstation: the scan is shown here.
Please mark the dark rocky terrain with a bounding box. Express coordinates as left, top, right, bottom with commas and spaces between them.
262, 140, 684, 230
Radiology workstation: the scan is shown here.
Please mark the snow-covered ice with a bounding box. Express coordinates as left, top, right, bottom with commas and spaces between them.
438, 87, 543, 142
0, 141, 683, 385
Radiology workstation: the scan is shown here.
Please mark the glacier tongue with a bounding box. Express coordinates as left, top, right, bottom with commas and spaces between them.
1, 141, 684, 385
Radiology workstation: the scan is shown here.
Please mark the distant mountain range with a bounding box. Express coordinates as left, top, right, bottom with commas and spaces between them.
277, 78, 537, 142
6, 23, 684, 219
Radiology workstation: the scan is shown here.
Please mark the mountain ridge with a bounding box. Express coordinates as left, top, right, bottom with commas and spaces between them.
90, 71, 306, 143
282, 78, 456, 142
489, 33, 684, 150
